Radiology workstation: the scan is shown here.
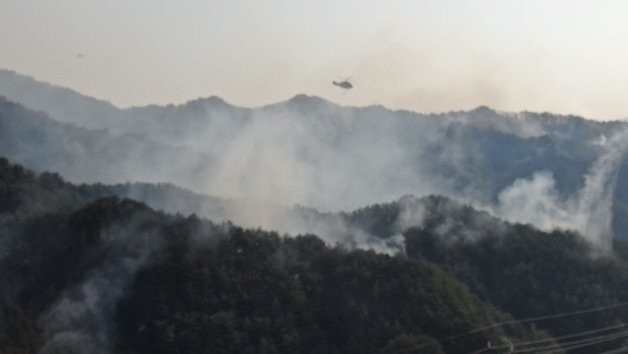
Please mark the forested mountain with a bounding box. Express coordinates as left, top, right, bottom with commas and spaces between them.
1, 69, 627, 243
0, 157, 536, 354
0, 98, 216, 189
0, 70, 123, 130
0, 71, 628, 237
4, 158, 628, 353
3, 69, 628, 353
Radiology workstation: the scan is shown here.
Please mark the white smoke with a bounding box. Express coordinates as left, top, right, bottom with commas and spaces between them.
38, 220, 163, 353
494, 128, 628, 250
3, 70, 628, 254
394, 196, 427, 231
496, 172, 573, 231
573, 128, 628, 248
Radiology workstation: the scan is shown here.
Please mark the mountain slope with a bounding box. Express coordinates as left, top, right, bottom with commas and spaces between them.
6, 157, 628, 352
0, 97, 216, 189
1, 69, 628, 242
0, 69, 122, 130
1, 157, 540, 354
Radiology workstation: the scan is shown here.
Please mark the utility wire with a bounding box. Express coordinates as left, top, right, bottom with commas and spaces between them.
533, 330, 628, 354
465, 323, 628, 354
511, 329, 628, 353
515, 323, 628, 349
403, 301, 628, 353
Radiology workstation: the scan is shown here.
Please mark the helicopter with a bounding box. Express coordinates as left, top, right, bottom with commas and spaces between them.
332, 77, 353, 90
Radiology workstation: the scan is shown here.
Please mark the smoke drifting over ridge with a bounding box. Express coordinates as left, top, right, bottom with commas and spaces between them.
494, 128, 628, 250
3, 72, 628, 353
1, 70, 627, 252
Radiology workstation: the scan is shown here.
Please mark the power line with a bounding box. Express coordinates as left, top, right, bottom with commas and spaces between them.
402, 301, 628, 353
465, 342, 510, 354
529, 330, 628, 354
512, 329, 628, 353
515, 323, 628, 349
465, 323, 628, 354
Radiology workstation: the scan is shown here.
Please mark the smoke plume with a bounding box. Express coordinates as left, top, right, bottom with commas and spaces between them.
495, 129, 628, 250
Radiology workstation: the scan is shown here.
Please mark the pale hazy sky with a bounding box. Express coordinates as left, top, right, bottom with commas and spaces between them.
2, 0, 628, 119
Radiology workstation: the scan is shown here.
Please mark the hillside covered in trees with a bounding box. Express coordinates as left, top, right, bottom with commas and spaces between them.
2, 70, 628, 353
5, 0, 628, 352
3, 158, 628, 353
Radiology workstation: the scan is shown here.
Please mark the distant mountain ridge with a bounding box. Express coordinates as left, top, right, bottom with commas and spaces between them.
6, 69, 628, 353
1, 68, 628, 242
0, 97, 216, 188
0, 69, 121, 129
0, 68, 621, 132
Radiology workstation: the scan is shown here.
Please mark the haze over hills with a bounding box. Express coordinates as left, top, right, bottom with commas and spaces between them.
1, 69, 628, 248
5, 156, 628, 353
3, 68, 628, 352
5, 2, 628, 353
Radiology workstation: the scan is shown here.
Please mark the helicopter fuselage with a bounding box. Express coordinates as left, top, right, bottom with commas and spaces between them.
333, 81, 353, 89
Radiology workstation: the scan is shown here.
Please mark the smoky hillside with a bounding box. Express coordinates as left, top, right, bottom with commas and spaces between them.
6, 157, 628, 353
1, 70, 628, 249
4, 69, 628, 353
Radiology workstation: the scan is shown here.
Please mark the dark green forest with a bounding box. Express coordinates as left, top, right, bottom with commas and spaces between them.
3, 157, 628, 353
